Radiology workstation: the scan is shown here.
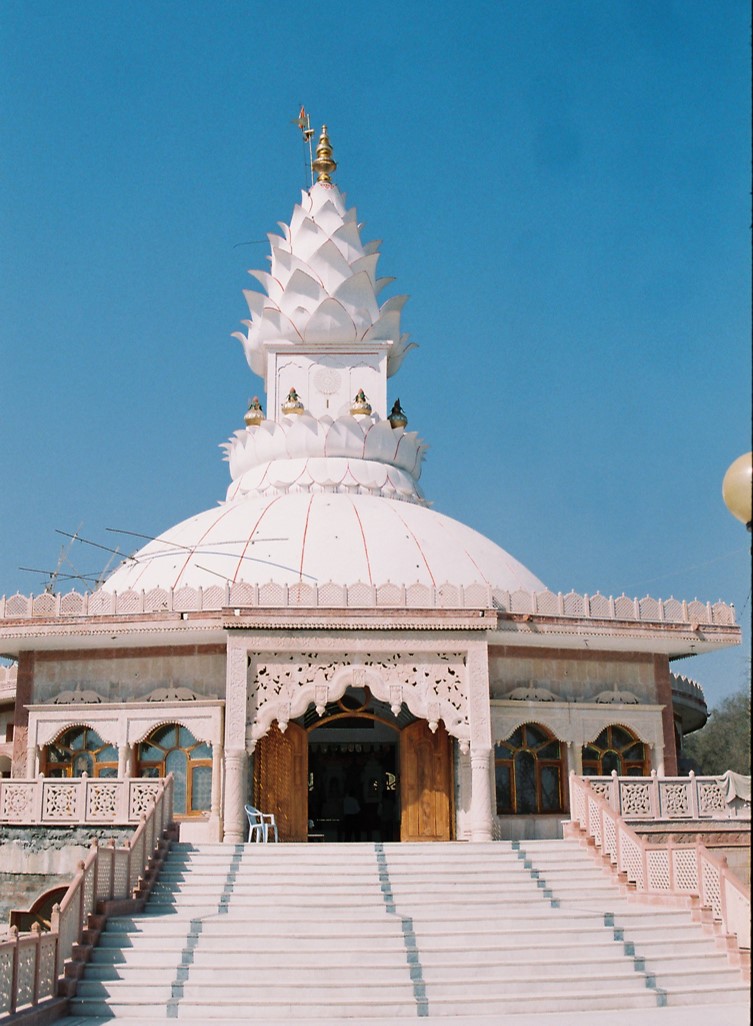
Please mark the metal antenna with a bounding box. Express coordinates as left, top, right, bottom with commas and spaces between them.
44, 522, 83, 593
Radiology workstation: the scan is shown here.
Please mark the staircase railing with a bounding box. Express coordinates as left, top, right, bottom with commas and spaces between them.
0, 774, 173, 1020
569, 772, 750, 950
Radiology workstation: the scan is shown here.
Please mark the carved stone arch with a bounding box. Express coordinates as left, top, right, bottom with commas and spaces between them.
583, 718, 654, 747
44, 720, 116, 747
131, 718, 212, 747
493, 716, 570, 746
496, 709, 578, 751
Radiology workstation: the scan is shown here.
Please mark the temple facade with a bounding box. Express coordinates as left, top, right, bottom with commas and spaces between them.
0, 127, 740, 846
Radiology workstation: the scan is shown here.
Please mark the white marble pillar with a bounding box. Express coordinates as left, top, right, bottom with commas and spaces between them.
466, 640, 494, 842
117, 743, 131, 778
223, 636, 250, 843
469, 748, 494, 841
26, 742, 38, 777
567, 741, 583, 776
650, 743, 665, 777
211, 741, 223, 820
222, 747, 248, 843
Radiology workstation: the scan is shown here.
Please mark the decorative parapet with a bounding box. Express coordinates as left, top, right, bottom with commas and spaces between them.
586, 770, 750, 821
0, 664, 17, 702
0, 585, 738, 625
671, 672, 706, 704
0, 775, 167, 826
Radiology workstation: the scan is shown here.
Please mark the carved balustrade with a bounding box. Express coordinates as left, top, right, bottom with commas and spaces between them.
569, 773, 750, 951
586, 770, 750, 821
0, 775, 167, 826
0, 775, 173, 1019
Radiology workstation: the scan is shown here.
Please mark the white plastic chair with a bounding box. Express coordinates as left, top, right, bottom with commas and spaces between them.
244, 804, 279, 843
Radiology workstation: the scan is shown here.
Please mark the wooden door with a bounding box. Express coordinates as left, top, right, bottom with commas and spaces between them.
400, 721, 452, 841
253, 722, 308, 842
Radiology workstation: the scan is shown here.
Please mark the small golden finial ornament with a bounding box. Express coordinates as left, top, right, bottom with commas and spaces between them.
388, 398, 408, 430
311, 125, 337, 183
350, 388, 372, 417
282, 386, 305, 416
244, 396, 264, 427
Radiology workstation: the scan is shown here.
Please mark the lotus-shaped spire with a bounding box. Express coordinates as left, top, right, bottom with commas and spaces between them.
232, 182, 417, 380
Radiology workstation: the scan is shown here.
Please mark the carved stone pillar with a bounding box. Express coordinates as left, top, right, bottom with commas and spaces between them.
223, 635, 249, 842
211, 742, 224, 819
26, 741, 38, 778
118, 743, 132, 778
222, 747, 248, 843
650, 742, 665, 777
469, 748, 494, 842
466, 640, 493, 842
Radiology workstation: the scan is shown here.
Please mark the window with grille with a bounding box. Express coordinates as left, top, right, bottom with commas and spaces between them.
494, 723, 564, 814
582, 725, 647, 776
43, 726, 118, 778
137, 724, 212, 816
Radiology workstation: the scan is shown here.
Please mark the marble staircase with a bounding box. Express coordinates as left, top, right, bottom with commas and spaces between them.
60, 839, 749, 1022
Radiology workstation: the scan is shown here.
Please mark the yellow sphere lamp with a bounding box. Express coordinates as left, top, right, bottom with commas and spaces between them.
722, 452, 752, 531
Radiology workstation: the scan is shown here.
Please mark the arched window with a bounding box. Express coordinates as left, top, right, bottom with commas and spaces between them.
582, 725, 647, 776
494, 723, 564, 815
137, 724, 212, 816
43, 727, 118, 778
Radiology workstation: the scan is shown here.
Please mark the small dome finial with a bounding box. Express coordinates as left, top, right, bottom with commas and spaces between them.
388, 398, 408, 430
312, 125, 337, 183
244, 396, 264, 428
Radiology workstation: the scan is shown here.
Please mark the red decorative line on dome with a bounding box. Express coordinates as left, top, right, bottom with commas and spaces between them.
172, 504, 239, 590
391, 506, 436, 587
297, 494, 316, 582
349, 499, 373, 585
230, 495, 286, 584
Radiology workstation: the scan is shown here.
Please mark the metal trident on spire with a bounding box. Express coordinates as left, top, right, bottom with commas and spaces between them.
292, 106, 315, 186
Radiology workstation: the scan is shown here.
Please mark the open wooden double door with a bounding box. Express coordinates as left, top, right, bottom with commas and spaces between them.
253, 719, 452, 842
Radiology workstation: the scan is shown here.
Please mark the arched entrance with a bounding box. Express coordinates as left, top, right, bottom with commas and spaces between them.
253, 688, 453, 842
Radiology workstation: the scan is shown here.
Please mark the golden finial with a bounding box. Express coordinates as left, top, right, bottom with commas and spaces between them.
244, 396, 264, 428
282, 386, 305, 416
350, 388, 372, 417
311, 125, 337, 183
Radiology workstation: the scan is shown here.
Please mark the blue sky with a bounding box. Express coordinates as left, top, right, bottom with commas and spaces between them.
1, 1, 750, 709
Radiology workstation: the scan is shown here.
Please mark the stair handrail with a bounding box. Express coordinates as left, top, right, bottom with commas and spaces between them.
568, 772, 750, 950
0, 774, 173, 1020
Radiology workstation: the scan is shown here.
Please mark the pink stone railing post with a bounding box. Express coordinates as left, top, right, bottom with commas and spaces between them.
0, 774, 173, 1019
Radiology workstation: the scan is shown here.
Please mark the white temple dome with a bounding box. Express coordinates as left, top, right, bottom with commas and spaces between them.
102, 492, 545, 595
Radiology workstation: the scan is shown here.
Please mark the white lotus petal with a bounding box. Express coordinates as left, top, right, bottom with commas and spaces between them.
243, 289, 267, 318
332, 271, 379, 325
362, 309, 400, 342
374, 276, 395, 296
279, 268, 324, 317
332, 221, 364, 263
309, 238, 354, 295
363, 239, 380, 256
314, 199, 348, 236
363, 419, 400, 463
351, 253, 380, 286
304, 297, 357, 342
289, 216, 326, 263
325, 417, 367, 458
249, 269, 283, 303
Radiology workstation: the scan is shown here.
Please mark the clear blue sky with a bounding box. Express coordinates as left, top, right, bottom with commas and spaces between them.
1, 1, 750, 709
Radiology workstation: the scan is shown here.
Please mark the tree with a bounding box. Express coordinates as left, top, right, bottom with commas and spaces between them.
682, 685, 751, 776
